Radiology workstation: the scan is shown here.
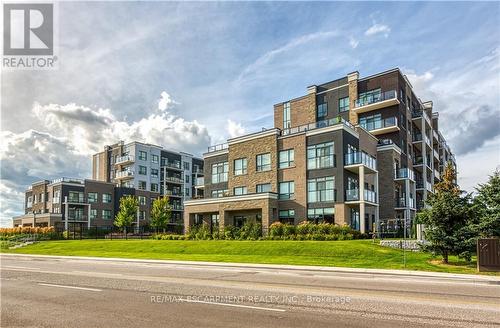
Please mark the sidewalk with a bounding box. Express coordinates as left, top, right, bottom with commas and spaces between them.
2, 253, 498, 283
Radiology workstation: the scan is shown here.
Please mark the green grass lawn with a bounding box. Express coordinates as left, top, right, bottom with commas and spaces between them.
3, 239, 491, 275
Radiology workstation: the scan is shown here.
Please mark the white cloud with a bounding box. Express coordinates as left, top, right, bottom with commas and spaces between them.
365, 23, 391, 37
0, 93, 212, 226
349, 37, 359, 49
158, 91, 177, 112
226, 119, 246, 138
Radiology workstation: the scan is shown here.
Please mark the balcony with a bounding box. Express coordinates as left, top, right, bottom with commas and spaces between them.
115, 170, 134, 180
426, 181, 433, 192
51, 177, 85, 185
395, 197, 415, 209
353, 90, 399, 113
433, 148, 439, 160
412, 110, 432, 126
345, 189, 359, 201
364, 189, 377, 203
281, 116, 354, 136
434, 169, 440, 180
171, 204, 184, 211
115, 155, 134, 165
164, 190, 183, 197
206, 143, 228, 154
344, 152, 377, 172
412, 133, 422, 142
164, 161, 182, 170
66, 196, 87, 204
359, 117, 399, 135
165, 176, 184, 184
394, 168, 414, 181
194, 177, 204, 188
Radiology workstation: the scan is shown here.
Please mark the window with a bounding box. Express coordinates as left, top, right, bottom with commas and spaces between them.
359, 113, 382, 131
279, 181, 294, 200
256, 183, 271, 193
211, 214, 219, 229
358, 88, 382, 106
308, 176, 335, 203
90, 209, 97, 220
138, 196, 146, 205
151, 168, 159, 178
138, 151, 147, 161
234, 216, 247, 228
138, 181, 147, 190
52, 190, 60, 204
185, 187, 190, 196
233, 186, 247, 196
183, 162, 190, 170
152, 154, 159, 164
102, 209, 112, 220
234, 158, 247, 175
151, 183, 158, 192
307, 208, 334, 224
339, 97, 349, 112
68, 191, 83, 203
283, 102, 291, 128
139, 165, 147, 175
279, 209, 295, 225
307, 142, 334, 169
256, 153, 271, 172
211, 162, 228, 183
88, 192, 98, 203
279, 149, 294, 168
211, 189, 228, 198
317, 103, 327, 119
102, 193, 112, 203
139, 210, 146, 220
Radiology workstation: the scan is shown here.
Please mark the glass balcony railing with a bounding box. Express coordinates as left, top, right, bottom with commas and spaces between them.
359, 117, 398, 131
345, 189, 359, 201
344, 152, 377, 171
115, 170, 134, 179
115, 155, 134, 164
207, 143, 228, 153
395, 168, 414, 180
281, 116, 354, 136
364, 190, 377, 203
355, 90, 397, 108
413, 133, 422, 142
165, 176, 184, 184
413, 156, 424, 166
194, 177, 204, 187
395, 197, 415, 208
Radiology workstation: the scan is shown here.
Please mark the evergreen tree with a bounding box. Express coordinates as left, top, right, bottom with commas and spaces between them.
150, 196, 171, 233
114, 195, 139, 235
417, 162, 474, 263
473, 170, 500, 238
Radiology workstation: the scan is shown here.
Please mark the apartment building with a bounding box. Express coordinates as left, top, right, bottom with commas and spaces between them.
92, 141, 204, 231
12, 178, 159, 230
184, 68, 456, 235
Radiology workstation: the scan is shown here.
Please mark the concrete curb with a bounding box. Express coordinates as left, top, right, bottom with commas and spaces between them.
2, 253, 498, 283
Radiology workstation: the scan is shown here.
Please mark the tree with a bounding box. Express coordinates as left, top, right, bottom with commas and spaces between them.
114, 195, 139, 235
417, 162, 474, 263
150, 196, 171, 232
473, 170, 500, 238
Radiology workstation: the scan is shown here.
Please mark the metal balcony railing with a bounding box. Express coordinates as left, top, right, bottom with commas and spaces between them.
395, 168, 414, 180
354, 90, 397, 108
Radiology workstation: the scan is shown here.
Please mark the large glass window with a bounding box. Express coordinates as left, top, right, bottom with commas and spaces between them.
233, 186, 247, 196
307, 142, 334, 169
138, 196, 146, 205
256, 153, 271, 172
212, 162, 228, 183
138, 181, 147, 190
102, 193, 112, 203
138, 151, 147, 161
279, 181, 295, 200
283, 102, 291, 128
151, 168, 159, 178
211, 189, 228, 198
151, 183, 158, 192
102, 209, 112, 220
307, 208, 334, 224
358, 88, 381, 106
90, 209, 97, 220
339, 97, 349, 112
279, 149, 294, 169
279, 209, 295, 225
308, 176, 335, 203
317, 103, 327, 119
359, 113, 382, 131
139, 165, 147, 175
87, 192, 98, 203
234, 158, 247, 175
256, 183, 271, 193
152, 154, 159, 164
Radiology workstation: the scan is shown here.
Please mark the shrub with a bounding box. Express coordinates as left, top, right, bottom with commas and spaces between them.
239, 222, 262, 240
283, 224, 296, 237
269, 222, 284, 238
223, 225, 239, 240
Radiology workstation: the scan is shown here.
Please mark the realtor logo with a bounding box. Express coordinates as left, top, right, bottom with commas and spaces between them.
2, 3, 58, 69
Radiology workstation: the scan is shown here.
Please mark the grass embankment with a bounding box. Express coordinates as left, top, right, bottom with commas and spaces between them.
2, 239, 489, 275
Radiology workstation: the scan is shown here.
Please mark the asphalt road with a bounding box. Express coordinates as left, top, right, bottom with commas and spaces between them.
1, 254, 499, 328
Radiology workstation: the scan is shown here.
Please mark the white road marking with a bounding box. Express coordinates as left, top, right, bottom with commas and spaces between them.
183, 299, 286, 312
3, 265, 40, 270
38, 283, 102, 292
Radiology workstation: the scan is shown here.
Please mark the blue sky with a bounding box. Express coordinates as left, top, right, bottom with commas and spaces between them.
1, 1, 499, 226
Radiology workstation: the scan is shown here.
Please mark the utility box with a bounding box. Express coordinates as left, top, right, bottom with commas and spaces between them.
477, 238, 500, 272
